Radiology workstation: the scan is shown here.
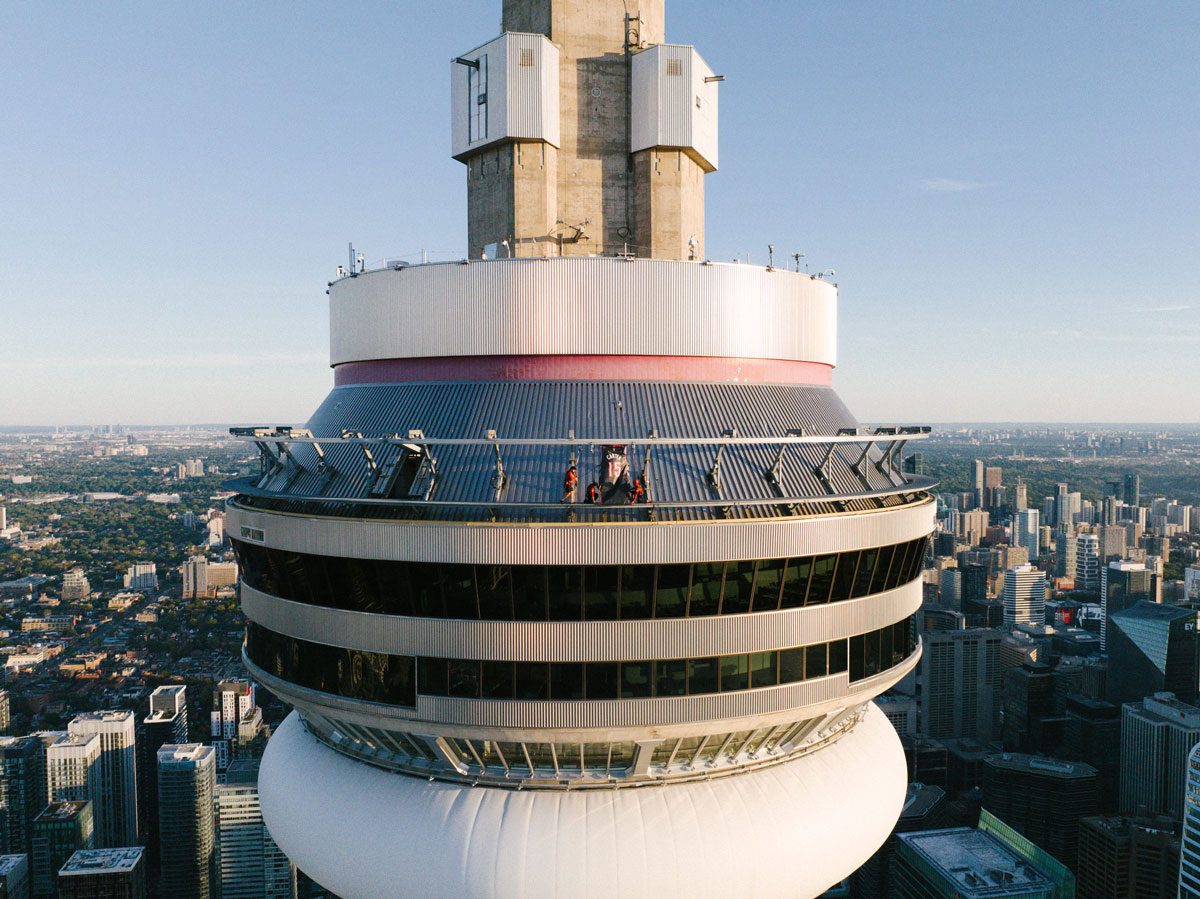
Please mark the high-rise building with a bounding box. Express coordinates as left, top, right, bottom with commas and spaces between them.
45, 734, 100, 812
139, 686, 186, 868
1013, 508, 1039, 561
157, 744, 215, 899
0, 854, 30, 899
214, 760, 296, 899
1001, 663, 1060, 754
66, 712, 137, 848
121, 563, 158, 592
0, 692, 9, 736
973, 460, 985, 508
225, 0, 936, 893
30, 802, 92, 899
1015, 479, 1028, 512
181, 556, 207, 600
981, 753, 1099, 870
57, 847, 146, 899
210, 682, 260, 771
1123, 473, 1140, 508
60, 569, 90, 602
1106, 602, 1199, 708
1080, 814, 1180, 899
0, 738, 44, 857
939, 568, 962, 610
1180, 742, 1200, 898
1099, 560, 1153, 651
1062, 695, 1120, 811
1098, 525, 1127, 562
983, 467, 1002, 511
1119, 692, 1200, 820
961, 564, 997, 626
891, 812, 1076, 898
1076, 533, 1101, 590
1001, 564, 1045, 628
919, 629, 1002, 744
1056, 529, 1078, 582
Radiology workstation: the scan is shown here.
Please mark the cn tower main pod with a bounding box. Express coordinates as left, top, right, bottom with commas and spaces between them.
226, 1, 935, 895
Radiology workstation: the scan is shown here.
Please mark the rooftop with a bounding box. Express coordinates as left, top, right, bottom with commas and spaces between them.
59, 847, 144, 876
898, 828, 1053, 897
70, 709, 133, 723
1112, 600, 1194, 623
0, 855, 26, 875
1131, 692, 1200, 726
35, 800, 89, 822
158, 743, 214, 764
985, 753, 1097, 779
900, 782, 946, 819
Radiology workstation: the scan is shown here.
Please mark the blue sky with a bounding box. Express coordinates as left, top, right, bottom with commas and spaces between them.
2, 1, 1198, 425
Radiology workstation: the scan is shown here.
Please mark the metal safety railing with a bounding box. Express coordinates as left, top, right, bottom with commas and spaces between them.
227, 425, 934, 522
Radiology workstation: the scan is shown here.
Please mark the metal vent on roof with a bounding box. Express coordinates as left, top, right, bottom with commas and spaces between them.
666, 58, 682, 76
519, 48, 534, 67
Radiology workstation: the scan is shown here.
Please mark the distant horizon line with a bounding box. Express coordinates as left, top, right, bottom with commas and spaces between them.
2, 420, 1199, 431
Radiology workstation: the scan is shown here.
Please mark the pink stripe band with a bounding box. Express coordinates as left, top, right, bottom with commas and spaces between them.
333, 355, 834, 386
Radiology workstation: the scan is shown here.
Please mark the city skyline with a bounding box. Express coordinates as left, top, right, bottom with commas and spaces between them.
2, 1, 1197, 426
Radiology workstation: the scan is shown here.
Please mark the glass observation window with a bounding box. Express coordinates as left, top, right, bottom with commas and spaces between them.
233, 537, 931, 622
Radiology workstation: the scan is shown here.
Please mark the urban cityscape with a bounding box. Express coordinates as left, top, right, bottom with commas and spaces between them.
1, 424, 1199, 895
3, 0, 1198, 897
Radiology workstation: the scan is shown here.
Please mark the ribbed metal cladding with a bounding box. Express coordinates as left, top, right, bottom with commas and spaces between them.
225, 498, 934, 565
245, 644, 920, 732
247, 380, 904, 511
328, 258, 836, 366
240, 580, 921, 661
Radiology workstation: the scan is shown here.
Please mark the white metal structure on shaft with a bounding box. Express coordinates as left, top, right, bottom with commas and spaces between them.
260, 704, 907, 899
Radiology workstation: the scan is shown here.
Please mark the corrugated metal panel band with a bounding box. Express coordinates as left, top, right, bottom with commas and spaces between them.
244, 644, 919, 733
226, 498, 933, 565
240, 580, 921, 661
248, 380, 911, 511
328, 258, 837, 366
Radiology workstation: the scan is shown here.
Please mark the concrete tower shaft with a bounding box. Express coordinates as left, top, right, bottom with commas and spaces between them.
456, 0, 711, 261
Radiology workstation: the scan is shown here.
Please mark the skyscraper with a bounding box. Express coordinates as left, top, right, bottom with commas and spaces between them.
1080, 814, 1181, 899
1001, 564, 1045, 628
1099, 560, 1153, 651
1075, 533, 1101, 590
57, 847, 147, 899
1124, 473, 1140, 508
1180, 742, 1200, 898
214, 760, 295, 899
157, 744, 215, 899
0, 737, 44, 857
1106, 601, 1199, 707
139, 686, 186, 870
1119, 693, 1200, 820
1013, 508, 1039, 561
919, 629, 1002, 744
45, 734, 100, 812
225, 0, 935, 893
1055, 529, 1077, 581
0, 854, 30, 899
66, 712, 137, 848
211, 681, 260, 770
31, 802, 93, 899
981, 753, 1099, 870
891, 813, 1075, 898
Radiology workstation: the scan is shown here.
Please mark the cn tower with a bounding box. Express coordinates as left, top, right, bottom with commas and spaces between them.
227, 1, 934, 895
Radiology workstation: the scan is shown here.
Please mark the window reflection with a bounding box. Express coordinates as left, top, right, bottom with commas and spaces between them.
233, 538, 929, 623
401, 618, 916, 702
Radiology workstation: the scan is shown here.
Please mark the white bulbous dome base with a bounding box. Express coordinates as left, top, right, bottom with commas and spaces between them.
260, 706, 906, 899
